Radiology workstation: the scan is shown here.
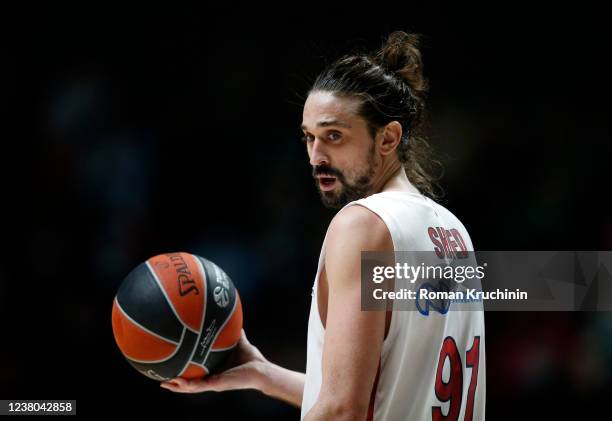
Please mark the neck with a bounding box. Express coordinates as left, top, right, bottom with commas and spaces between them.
371, 159, 420, 195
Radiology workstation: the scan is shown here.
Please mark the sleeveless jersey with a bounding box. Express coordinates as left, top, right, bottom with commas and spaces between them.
301, 190, 486, 420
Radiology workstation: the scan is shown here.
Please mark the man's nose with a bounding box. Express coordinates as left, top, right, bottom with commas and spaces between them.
309, 138, 330, 167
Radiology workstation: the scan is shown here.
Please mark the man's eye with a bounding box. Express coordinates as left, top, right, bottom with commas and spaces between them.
301, 134, 314, 143
328, 132, 341, 141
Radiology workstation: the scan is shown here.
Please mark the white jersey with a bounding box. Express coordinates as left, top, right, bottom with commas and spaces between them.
301, 190, 486, 420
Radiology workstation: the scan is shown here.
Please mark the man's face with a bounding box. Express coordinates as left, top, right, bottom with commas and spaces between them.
301, 91, 379, 209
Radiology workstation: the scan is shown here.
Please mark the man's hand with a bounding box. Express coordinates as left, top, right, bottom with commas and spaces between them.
160, 329, 267, 393
160, 329, 305, 407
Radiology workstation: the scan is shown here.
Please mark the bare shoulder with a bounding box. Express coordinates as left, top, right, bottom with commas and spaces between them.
327, 205, 393, 253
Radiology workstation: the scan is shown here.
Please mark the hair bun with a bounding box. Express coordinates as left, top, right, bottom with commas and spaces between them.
374, 31, 428, 96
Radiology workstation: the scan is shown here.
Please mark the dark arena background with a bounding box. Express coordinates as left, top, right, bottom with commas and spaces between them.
2, 3, 611, 420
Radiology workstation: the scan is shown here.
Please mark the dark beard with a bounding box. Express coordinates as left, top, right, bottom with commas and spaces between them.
313, 147, 376, 209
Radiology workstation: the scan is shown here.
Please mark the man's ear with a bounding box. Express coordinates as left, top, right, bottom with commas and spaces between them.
377, 121, 403, 156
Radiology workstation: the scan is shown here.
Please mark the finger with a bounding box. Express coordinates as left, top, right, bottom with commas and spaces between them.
161, 368, 251, 394
169, 377, 189, 387
160, 382, 182, 392
160, 377, 194, 393
166, 377, 219, 393
239, 329, 249, 344
203, 367, 251, 391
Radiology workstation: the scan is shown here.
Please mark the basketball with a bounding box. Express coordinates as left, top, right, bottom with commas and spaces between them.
111, 252, 243, 381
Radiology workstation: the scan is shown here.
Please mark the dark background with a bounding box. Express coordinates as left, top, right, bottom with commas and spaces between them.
2, 3, 611, 420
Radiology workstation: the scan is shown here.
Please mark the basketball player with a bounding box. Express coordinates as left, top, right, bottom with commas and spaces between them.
161, 31, 486, 420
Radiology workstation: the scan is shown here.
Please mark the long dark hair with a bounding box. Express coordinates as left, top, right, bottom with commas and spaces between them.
310, 31, 442, 198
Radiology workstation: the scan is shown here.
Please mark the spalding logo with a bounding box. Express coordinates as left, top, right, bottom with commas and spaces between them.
142, 369, 168, 381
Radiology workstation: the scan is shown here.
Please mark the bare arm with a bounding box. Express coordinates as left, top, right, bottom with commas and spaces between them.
160, 330, 305, 408
304, 205, 393, 421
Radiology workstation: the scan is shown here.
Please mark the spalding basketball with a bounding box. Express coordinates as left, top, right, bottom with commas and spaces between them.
111, 252, 243, 381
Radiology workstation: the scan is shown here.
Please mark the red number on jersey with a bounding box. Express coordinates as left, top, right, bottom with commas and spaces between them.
432, 336, 481, 421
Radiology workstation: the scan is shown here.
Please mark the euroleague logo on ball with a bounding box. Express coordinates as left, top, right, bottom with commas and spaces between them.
212, 263, 230, 308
